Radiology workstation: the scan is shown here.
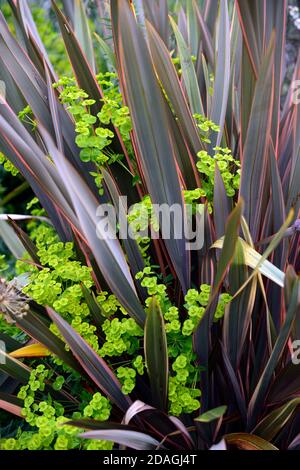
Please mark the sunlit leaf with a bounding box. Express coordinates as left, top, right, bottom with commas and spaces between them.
10, 343, 50, 359
195, 405, 227, 423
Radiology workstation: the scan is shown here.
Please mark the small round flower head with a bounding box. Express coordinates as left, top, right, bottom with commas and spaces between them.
0, 277, 30, 324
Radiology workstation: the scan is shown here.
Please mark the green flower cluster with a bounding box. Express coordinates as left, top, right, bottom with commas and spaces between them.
128, 196, 159, 233
23, 240, 93, 314
164, 306, 181, 334
96, 72, 133, 149
169, 376, 201, 416
17, 365, 59, 424
183, 188, 206, 206
172, 354, 193, 383
167, 335, 201, 415
0, 152, 19, 176
141, 275, 168, 300
127, 196, 159, 264
16, 219, 138, 361
215, 293, 232, 319
18, 105, 37, 131
100, 317, 143, 358
55, 72, 132, 195
28, 218, 58, 246
135, 269, 202, 415
54, 77, 112, 170
196, 147, 241, 201
136, 268, 180, 333
17, 224, 99, 351
134, 271, 233, 415
82, 392, 111, 421
183, 189, 206, 218
132, 354, 145, 375
0, 426, 113, 451
97, 290, 127, 317
136, 268, 179, 334
168, 345, 201, 416
116, 367, 137, 394
136, 267, 169, 303
67, 318, 99, 353
0, 366, 113, 450
182, 284, 232, 336
26, 197, 46, 217
83, 439, 114, 451
193, 113, 220, 143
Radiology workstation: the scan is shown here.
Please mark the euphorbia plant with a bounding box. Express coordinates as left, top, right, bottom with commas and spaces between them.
0, 0, 299, 451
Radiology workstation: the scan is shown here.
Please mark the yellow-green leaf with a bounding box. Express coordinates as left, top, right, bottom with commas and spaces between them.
195, 405, 227, 423
10, 343, 50, 358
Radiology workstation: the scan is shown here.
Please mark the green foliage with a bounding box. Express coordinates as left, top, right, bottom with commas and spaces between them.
54, 72, 133, 195
135, 268, 203, 414
0, 366, 112, 450
132, 354, 145, 375
0, 314, 22, 337
0, 254, 8, 272
127, 198, 159, 263
196, 147, 241, 202
96, 73, 133, 149
193, 113, 220, 144
96, 290, 126, 317
116, 367, 136, 394
16, 225, 99, 351
31, 6, 71, 76
182, 285, 232, 335
82, 392, 111, 422
18, 105, 37, 131
55, 77, 110, 165
168, 377, 201, 416
0, 0, 299, 453
100, 316, 143, 358
136, 267, 169, 304
0, 152, 19, 177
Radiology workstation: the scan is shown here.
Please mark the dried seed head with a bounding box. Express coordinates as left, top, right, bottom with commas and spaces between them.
0, 277, 29, 324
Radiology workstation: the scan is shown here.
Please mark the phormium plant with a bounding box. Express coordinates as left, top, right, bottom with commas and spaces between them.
0, 0, 299, 451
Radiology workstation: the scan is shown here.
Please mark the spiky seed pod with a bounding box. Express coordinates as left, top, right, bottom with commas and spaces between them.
0, 277, 30, 324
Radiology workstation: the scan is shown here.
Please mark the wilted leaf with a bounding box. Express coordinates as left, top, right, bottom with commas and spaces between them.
10, 343, 50, 358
